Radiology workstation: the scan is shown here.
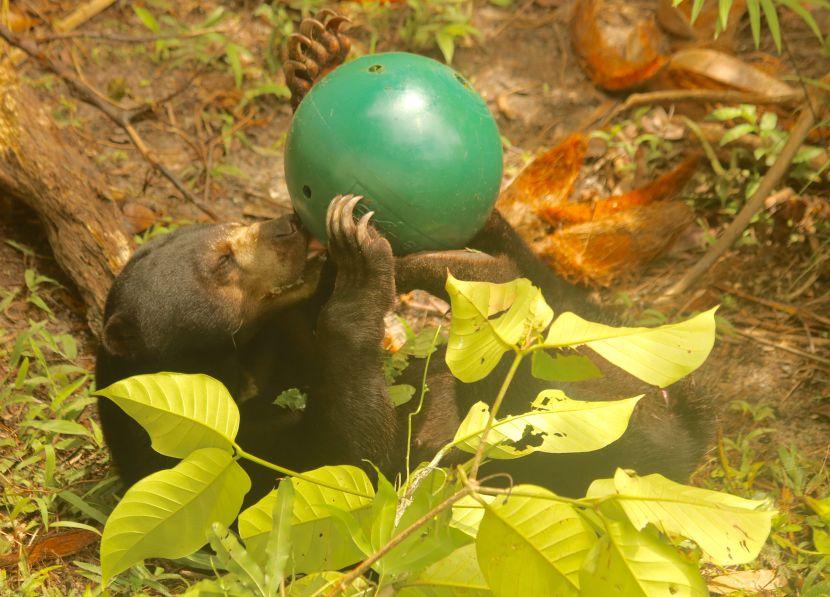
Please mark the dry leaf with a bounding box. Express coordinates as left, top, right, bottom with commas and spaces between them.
122, 202, 157, 234
571, 0, 669, 90
540, 201, 694, 286
0, 530, 99, 567
665, 48, 796, 96
708, 569, 785, 594
542, 154, 700, 225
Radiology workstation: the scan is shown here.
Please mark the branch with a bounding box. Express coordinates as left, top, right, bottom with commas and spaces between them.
0, 24, 217, 220
598, 88, 804, 129
328, 486, 472, 596
664, 97, 820, 298
34, 27, 226, 44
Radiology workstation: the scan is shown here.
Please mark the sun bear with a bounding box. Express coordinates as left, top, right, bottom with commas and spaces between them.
96, 196, 711, 500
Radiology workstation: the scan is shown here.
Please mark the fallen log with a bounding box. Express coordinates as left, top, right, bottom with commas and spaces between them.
0, 58, 132, 334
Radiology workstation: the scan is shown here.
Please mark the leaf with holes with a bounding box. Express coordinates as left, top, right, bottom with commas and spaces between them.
543, 308, 717, 387
445, 276, 553, 383
96, 372, 239, 458
608, 469, 775, 565
452, 392, 641, 459
100, 448, 250, 582
580, 503, 707, 596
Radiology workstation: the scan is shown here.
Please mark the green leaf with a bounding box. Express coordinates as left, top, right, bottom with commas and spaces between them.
814, 528, 830, 555
445, 276, 553, 383
543, 308, 717, 388
226, 44, 244, 88
477, 485, 596, 596
794, 145, 824, 164
720, 123, 756, 145
370, 472, 398, 555
805, 496, 830, 523
23, 419, 88, 437
101, 448, 250, 582
610, 469, 775, 565
718, 0, 734, 31
273, 388, 307, 412
239, 465, 374, 574
201, 7, 226, 28
453, 393, 641, 459
778, 0, 823, 41
209, 523, 267, 596
396, 544, 492, 595
286, 571, 372, 596
389, 384, 416, 407
379, 471, 468, 576
746, 0, 762, 47
435, 31, 455, 64
690, 0, 705, 23
759, 0, 782, 51
264, 480, 293, 595
133, 7, 160, 33
451, 494, 493, 537
531, 351, 603, 382
759, 111, 778, 132
95, 372, 239, 458
580, 504, 707, 596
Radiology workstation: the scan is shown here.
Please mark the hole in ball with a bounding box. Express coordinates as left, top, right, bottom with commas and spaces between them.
302, 185, 312, 198
455, 73, 470, 88
368, 64, 384, 73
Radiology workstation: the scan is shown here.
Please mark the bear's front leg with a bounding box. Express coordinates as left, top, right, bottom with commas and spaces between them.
308, 194, 399, 472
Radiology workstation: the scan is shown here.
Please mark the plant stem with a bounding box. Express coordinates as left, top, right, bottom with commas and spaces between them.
665, 94, 820, 298
405, 326, 442, 486
469, 351, 524, 480
234, 446, 373, 500
476, 485, 588, 508
327, 487, 472, 596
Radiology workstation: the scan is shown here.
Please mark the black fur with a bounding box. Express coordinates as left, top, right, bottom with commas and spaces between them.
96, 202, 711, 501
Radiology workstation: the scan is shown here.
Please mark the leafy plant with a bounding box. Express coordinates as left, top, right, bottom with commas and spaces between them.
674, 0, 828, 50
357, 0, 481, 64
95, 276, 775, 595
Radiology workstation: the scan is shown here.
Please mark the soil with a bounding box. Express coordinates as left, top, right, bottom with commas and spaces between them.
0, 0, 828, 590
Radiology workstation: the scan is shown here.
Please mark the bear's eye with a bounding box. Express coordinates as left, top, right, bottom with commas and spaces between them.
216, 250, 236, 270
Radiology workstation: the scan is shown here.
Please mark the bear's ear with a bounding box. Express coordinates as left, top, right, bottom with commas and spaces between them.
102, 312, 137, 357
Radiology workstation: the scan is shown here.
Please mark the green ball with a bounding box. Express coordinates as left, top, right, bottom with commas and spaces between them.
285, 52, 503, 254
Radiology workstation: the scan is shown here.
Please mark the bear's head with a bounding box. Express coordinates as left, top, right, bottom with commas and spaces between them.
97, 214, 324, 389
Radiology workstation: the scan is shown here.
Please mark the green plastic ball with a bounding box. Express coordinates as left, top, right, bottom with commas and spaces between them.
285, 52, 503, 254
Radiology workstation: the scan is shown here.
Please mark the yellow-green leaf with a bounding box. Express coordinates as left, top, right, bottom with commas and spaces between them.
96, 372, 239, 458
543, 308, 717, 387
239, 465, 374, 574
453, 392, 641, 459
580, 504, 707, 596
396, 544, 492, 595
101, 448, 250, 583
610, 469, 775, 565
445, 276, 553, 382
476, 485, 596, 596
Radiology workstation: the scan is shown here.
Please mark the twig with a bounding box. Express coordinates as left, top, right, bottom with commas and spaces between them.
328, 487, 472, 596
733, 328, 830, 367
664, 96, 820, 298
6, 0, 116, 65
597, 89, 804, 129
54, 0, 116, 33
714, 283, 830, 327
35, 27, 225, 44
0, 25, 217, 220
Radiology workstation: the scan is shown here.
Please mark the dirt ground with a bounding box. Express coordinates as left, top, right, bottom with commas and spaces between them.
1, 0, 828, 593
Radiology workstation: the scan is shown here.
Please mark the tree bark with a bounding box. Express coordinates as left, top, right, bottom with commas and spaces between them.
0, 59, 132, 334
